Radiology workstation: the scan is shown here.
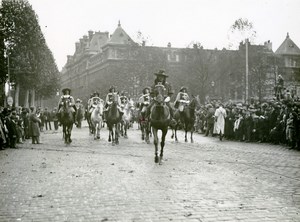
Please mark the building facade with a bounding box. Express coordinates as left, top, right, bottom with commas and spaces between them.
60, 23, 300, 105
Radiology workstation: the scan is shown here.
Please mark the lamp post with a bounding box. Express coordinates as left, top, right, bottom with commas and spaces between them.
245, 38, 249, 104
211, 81, 215, 101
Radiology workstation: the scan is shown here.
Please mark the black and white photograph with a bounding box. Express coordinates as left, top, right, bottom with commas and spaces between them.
1, 0, 300, 221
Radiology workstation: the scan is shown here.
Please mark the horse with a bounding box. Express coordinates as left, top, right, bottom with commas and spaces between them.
75, 104, 84, 128
106, 93, 122, 145
150, 84, 171, 164
178, 96, 200, 143
138, 105, 151, 144
90, 99, 104, 140
120, 102, 133, 138
60, 98, 74, 144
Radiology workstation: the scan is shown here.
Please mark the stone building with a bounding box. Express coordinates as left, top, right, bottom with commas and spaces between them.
60, 22, 300, 105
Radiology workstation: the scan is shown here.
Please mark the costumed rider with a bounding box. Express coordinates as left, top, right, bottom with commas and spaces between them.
174, 86, 190, 111
138, 87, 151, 118
57, 88, 77, 126
104, 85, 124, 118
146, 69, 175, 124
119, 91, 128, 110
88, 91, 102, 113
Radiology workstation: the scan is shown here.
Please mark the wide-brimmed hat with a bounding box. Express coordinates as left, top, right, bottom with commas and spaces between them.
154, 69, 168, 77
180, 86, 187, 92
62, 88, 71, 94
142, 87, 151, 94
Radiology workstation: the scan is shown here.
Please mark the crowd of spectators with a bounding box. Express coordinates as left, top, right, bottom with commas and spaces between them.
0, 106, 59, 149
195, 94, 300, 150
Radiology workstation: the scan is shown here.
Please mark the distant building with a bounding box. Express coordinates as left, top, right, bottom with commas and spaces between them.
60, 22, 300, 104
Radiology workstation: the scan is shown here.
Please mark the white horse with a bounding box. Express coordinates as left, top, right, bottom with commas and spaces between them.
90, 99, 104, 140
120, 102, 134, 138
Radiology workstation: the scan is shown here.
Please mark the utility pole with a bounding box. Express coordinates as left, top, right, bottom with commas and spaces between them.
245, 38, 249, 104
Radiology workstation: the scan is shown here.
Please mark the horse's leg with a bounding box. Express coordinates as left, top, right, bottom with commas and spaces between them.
152, 128, 159, 163
97, 122, 100, 139
191, 125, 194, 143
171, 128, 174, 139
94, 122, 97, 140
115, 123, 119, 145
159, 127, 168, 165
69, 125, 72, 143
124, 122, 128, 139
145, 122, 150, 144
175, 125, 178, 142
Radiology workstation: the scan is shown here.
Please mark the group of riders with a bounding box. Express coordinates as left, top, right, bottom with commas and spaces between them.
57, 69, 192, 127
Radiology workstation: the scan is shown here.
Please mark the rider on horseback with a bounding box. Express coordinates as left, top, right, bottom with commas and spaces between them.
174, 86, 190, 126
88, 91, 102, 113
174, 86, 190, 111
103, 86, 124, 120
139, 87, 151, 118
119, 91, 128, 109
57, 88, 77, 126
146, 69, 175, 125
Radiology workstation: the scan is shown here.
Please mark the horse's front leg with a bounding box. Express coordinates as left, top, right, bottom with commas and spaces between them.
115, 123, 119, 145
185, 129, 188, 142
190, 126, 194, 143
159, 128, 168, 165
152, 128, 159, 163
175, 126, 178, 142
108, 126, 112, 142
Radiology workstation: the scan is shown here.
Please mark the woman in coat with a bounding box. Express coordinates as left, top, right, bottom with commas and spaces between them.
29, 106, 41, 144
214, 103, 227, 141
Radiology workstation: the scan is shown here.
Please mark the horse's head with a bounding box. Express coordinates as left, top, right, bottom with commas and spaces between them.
189, 95, 201, 110
62, 97, 71, 111
95, 99, 104, 115
154, 84, 166, 105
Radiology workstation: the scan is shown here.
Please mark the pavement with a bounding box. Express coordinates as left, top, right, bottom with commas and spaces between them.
1, 121, 300, 222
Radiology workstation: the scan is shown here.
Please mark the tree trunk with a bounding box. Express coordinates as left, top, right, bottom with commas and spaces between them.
30, 89, 35, 107
14, 83, 20, 107
24, 89, 30, 108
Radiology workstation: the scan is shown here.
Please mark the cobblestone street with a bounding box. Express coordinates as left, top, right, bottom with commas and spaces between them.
1, 121, 300, 222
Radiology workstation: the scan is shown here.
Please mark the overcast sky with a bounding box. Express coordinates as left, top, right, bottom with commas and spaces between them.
28, 0, 300, 71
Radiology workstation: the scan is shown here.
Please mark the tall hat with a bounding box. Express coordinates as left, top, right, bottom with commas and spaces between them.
154, 69, 168, 77
62, 88, 71, 94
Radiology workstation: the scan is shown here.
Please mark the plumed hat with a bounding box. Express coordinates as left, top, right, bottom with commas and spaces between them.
180, 86, 187, 92
62, 88, 71, 94
154, 69, 168, 77
142, 87, 151, 94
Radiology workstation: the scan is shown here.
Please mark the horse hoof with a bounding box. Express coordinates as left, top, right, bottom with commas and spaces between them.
94, 137, 97, 140
97, 136, 100, 139
154, 156, 159, 163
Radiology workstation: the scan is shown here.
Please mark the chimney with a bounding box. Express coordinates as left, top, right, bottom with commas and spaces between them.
142, 41, 146, 46
167, 42, 171, 48
67, 55, 72, 63
264, 40, 272, 51
88, 30, 94, 41
75, 42, 80, 52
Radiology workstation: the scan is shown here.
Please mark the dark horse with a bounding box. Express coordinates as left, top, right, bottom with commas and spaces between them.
172, 96, 200, 143
138, 108, 151, 144
150, 84, 171, 164
106, 93, 122, 146
60, 98, 74, 144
